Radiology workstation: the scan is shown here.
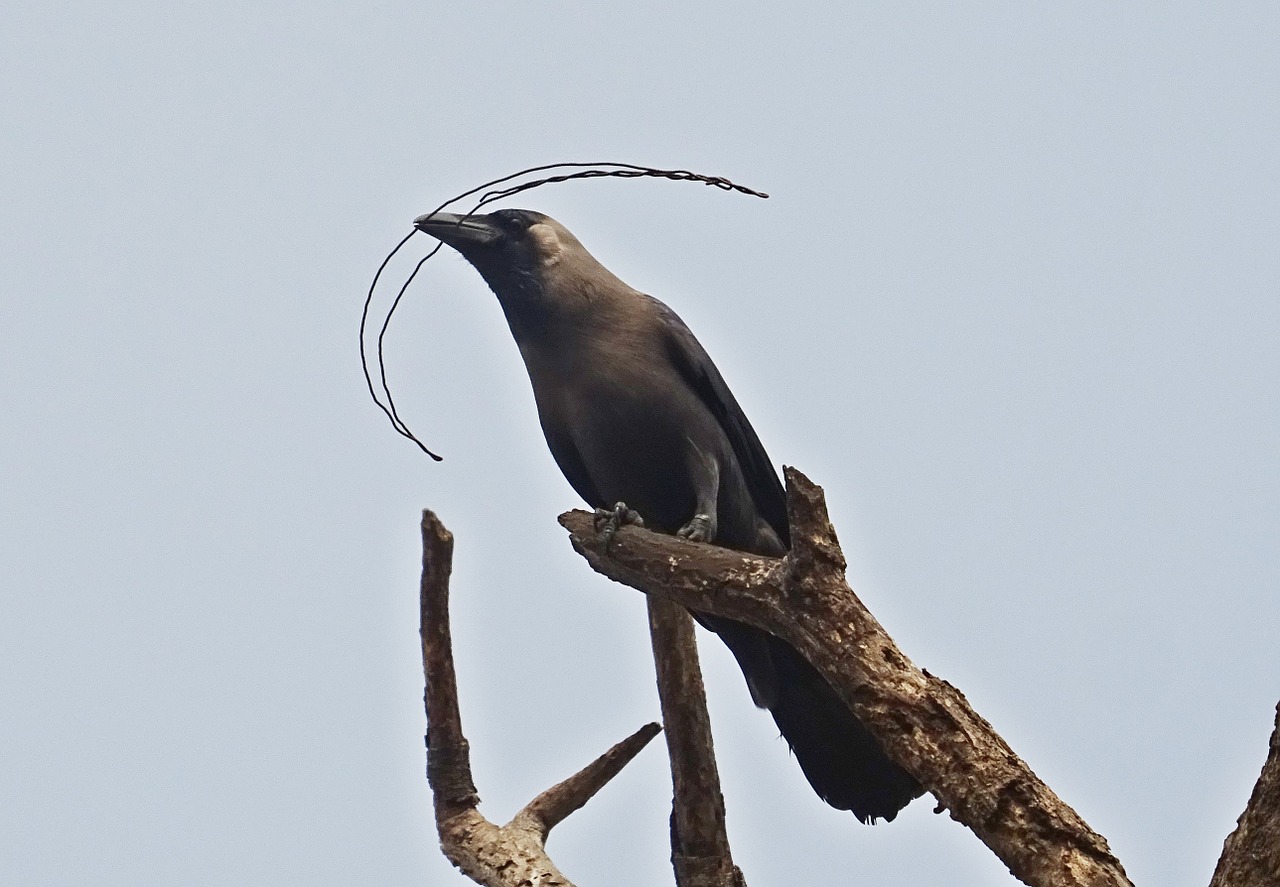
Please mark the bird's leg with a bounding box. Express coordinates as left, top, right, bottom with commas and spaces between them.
678, 512, 716, 542
677, 452, 720, 544
594, 501, 644, 550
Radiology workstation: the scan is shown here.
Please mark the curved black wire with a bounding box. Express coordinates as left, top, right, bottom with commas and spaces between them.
358, 232, 420, 434
362, 162, 769, 460
374, 244, 443, 459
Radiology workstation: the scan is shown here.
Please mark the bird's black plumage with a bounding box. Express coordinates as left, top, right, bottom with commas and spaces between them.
416, 208, 922, 823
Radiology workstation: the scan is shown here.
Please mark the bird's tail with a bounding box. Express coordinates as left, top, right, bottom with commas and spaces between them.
765, 636, 923, 823
700, 614, 923, 824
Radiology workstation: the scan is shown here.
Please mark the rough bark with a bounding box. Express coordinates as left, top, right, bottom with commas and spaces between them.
558, 469, 1133, 887
645, 596, 746, 887
1209, 701, 1280, 887
420, 509, 661, 887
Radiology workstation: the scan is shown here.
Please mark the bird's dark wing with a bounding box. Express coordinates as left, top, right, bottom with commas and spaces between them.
649, 296, 790, 547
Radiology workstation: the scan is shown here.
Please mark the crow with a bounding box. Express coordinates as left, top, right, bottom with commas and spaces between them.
416, 208, 921, 823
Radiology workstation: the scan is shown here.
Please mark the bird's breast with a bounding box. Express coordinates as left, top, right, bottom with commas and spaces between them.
523, 352, 720, 532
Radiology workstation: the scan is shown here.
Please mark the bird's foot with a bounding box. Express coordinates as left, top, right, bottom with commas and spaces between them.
677, 512, 716, 543
594, 502, 644, 551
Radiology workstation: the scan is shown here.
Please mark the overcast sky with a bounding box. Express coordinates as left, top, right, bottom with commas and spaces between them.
3, 4, 1278, 885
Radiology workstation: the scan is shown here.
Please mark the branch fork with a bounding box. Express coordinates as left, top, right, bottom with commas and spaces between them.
420, 510, 660, 887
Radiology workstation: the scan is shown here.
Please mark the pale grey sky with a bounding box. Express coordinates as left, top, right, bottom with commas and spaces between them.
3, 4, 1278, 885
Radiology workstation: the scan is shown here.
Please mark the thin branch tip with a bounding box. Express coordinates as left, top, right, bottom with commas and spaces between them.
516, 722, 663, 837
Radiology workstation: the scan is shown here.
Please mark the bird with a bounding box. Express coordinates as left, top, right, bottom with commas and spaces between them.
415, 207, 922, 823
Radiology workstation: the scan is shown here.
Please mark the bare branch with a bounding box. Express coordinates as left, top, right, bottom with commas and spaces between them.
512, 722, 662, 839
646, 596, 747, 887
420, 509, 660, 886
421, 511, 478, 822
1210, 701, 1280, 887
558, 470, 1133, 887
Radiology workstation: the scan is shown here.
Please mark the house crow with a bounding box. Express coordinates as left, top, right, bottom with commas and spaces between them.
415, 208, 922, 823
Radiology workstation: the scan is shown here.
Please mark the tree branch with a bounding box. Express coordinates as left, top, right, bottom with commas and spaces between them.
420, 509, 661, 886
558, 469, 1133, 887
645, 595, 746, 887
1209, 701, 1280, 887
511, 722, 664, 840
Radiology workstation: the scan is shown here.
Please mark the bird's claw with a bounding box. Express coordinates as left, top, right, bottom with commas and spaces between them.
594, 502, 644, 550
677, 512, 715, 543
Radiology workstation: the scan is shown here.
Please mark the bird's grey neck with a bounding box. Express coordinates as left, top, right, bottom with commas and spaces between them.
478, 277, 565, 350
473, 264, 546, 324
475, 250, 635, 349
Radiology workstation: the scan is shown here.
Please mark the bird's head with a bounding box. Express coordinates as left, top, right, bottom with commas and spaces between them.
413, 209, 626, 323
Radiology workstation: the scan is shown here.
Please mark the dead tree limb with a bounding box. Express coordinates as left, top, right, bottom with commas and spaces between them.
1210, 701, 1280, 887
420, 509, 661, 887
645, 595, 746, 887
558, 469, 1133, 887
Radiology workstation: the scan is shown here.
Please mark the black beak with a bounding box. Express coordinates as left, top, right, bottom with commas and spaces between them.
413, 212, 501, 249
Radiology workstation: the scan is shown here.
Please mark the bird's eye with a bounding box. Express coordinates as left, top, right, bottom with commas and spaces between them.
492, 211, 526, 234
